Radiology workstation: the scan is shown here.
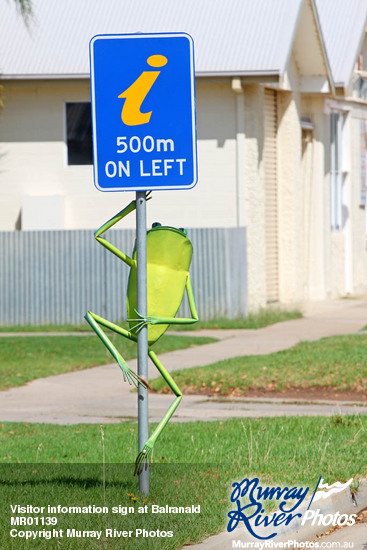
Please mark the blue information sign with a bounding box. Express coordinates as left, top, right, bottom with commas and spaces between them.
89, 33, 197, 191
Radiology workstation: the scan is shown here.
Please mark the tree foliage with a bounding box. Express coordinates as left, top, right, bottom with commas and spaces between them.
0, 1, 33, 114
12, 0, 33, 23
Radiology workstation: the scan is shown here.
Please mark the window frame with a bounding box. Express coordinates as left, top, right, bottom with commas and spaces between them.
64, 101, 93, 167
330, 110, 348, 232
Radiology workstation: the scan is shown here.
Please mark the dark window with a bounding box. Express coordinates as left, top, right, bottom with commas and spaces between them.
66, 102, 93, 165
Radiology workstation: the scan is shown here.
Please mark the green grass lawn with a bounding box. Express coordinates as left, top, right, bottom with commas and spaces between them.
0, 308, 302, 333
0, 334, 216, 391
170, 308, 302, 331
150, 334, 367, 396
0, 323, 90, 332
0, 416, 365, 549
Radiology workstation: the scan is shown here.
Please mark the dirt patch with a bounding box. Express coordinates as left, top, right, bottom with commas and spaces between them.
232, 387, 367, 402
153, 386, 367, 402
315, 508, 367, 542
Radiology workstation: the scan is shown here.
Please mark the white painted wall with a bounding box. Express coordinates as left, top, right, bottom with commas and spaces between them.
0, 79, 237, 231
22, 195, 64, 230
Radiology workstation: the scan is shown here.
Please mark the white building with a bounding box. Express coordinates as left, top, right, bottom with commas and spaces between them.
1, 0, 367, 311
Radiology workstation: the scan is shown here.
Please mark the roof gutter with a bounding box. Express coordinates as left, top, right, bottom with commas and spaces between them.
0, 70, 281, 82
197, 70, 279, 80
0, 73, 90, 80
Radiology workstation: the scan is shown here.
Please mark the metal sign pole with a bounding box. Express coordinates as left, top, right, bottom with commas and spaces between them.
136, 191, 149, 494
89, 34, 197, 494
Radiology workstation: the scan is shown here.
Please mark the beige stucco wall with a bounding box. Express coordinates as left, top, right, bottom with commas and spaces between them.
274, 52, 364, 305
325, 103, 367, 298
242, 83, 267, 310
300, 95, 330, 300
298, 96, 367, 300
330, 234, 346, 296
277, 54, 304, 305
298, 95, 348, 300
0, 79, 238, 231
350, 111, 367, 295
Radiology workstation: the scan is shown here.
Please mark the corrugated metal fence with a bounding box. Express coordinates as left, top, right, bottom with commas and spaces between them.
0, 227, 247, 325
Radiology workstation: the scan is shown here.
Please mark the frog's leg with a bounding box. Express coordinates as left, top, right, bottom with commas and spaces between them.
134, 349, 182, 475
85, 311, 149, 389
131, 273, 199, 332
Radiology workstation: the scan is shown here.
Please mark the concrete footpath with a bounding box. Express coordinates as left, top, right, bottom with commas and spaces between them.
0, 298, 366, 424
1, 299, 367, 548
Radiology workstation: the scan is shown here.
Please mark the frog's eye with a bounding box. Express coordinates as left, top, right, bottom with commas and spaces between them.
152, 222, 161, 228
179, 228, 187, 236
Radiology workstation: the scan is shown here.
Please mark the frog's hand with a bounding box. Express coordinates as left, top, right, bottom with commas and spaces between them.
84, 311, 149, 389
134, 350, 182, 475
127, 310, 151, 333
129, 274, 199, 333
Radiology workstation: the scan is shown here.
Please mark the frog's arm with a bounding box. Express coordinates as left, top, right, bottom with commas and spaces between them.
85, 311, 149, 389
130, 273, 199, 332
94, 201, 136, 266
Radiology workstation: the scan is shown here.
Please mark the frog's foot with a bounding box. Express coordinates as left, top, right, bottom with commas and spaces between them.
134, 440, 153, 476
117, 356, 150, 389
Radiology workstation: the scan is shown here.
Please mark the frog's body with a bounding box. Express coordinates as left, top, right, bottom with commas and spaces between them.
85, 200, 198, 475
127, 226, 193, 345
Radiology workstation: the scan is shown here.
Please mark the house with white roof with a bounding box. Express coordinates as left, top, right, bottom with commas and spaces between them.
0, 0, 367, 312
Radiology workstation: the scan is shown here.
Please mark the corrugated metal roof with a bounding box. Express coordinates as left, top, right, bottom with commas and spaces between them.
315, 0, 367, 87
0, 0, 303, 78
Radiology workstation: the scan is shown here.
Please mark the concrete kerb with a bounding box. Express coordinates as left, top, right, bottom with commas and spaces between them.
185, 479, 367, 549
277, 478, 367, 545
